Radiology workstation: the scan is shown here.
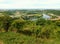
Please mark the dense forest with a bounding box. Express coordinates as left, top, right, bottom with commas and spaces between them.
0, 9, 60, 44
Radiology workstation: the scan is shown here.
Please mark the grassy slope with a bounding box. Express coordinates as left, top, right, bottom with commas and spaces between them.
0, 32, 60, 44
0, 32, 36, 44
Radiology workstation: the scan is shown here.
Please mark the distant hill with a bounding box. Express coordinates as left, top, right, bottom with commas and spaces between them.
44, 10, 60, 16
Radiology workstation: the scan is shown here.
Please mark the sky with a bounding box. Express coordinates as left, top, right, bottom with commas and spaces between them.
0, 0, 60, 9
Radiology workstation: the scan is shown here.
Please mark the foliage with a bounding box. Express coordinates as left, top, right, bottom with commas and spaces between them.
0, 10, 60, 44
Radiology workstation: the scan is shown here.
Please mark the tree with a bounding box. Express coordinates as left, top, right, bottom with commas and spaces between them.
36, 18, 46, 26
10, 19, 26, 32
0, 15, 13, 32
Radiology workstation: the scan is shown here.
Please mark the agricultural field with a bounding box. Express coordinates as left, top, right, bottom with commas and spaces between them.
0, 9, 60, 44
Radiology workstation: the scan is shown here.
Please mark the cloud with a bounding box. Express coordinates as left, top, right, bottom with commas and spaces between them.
0, 0, 60, 9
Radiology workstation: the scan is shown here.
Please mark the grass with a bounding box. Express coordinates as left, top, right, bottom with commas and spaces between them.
0, 32, 60, 44
0, 32, 36, 44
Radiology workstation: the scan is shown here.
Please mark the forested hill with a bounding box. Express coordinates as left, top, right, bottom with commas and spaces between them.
44, 9, 60, 16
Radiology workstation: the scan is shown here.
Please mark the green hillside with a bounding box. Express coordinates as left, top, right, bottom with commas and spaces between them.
0, 9, 60, 44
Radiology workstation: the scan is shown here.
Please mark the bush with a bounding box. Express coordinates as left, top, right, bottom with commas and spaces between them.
9, 19, 26, 32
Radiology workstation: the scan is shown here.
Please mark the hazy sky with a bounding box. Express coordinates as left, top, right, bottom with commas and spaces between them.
0, 0, 60, 9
